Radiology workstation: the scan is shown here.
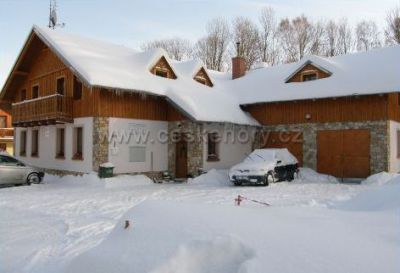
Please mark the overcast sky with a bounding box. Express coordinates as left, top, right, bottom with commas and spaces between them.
0, 0, 399, 87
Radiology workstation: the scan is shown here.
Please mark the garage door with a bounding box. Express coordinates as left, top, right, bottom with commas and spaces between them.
262, 131, 303, 166
317, 129, 370, 178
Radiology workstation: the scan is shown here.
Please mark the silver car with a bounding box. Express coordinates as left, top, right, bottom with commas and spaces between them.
0, 153, 44, 185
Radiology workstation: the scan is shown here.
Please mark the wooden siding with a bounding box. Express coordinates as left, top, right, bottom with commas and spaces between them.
7, 34, 188, 124
150, 56, 177, 79
194, 67, 213, 87
287, 63, 330, 83
245, 94, 390, 125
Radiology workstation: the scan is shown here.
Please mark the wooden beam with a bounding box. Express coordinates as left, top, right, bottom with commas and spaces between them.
14, 70, 29, 76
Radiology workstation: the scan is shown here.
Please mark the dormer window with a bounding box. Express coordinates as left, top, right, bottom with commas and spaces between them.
302, 73, 317, 82
194, 76, 207, 85
155, 68, 168, 78
150, 56, 177, 79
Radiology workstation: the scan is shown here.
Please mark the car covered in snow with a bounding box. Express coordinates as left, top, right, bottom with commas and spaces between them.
229, 149, 299, 186
0, 153, 44, 186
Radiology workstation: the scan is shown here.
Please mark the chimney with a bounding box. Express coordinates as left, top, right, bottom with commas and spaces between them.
232, 42, 247, 79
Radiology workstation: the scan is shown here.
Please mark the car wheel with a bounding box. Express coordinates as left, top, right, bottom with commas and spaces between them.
27, 173, 41, 184
287, 171, 295, 182
264, 173, 273, 186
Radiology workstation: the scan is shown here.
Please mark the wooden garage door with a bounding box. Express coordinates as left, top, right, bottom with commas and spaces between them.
262, 131, 303, 166
317, 129, 370, 178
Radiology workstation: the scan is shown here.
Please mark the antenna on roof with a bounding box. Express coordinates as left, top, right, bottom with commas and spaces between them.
48, 0, 65, 29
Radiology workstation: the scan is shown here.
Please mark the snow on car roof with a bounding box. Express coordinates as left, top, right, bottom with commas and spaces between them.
248, 149, 298, 164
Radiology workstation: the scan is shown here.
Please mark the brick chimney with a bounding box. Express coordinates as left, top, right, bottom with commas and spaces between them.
232, 42, 247, 79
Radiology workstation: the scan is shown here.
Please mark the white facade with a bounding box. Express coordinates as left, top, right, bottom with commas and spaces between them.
202, 123, 255, 171
14, 118, 93, 173
389, 120, 400, 173
108, 118, 168, 174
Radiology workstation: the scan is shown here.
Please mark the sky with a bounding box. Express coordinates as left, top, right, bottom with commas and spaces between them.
0, 0, 399, 88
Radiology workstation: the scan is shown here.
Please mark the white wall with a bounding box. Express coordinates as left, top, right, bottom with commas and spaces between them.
108, 118, 168, 174
202, 123, 255, 171
14, 118, 93, 173
389, 120, 400, 173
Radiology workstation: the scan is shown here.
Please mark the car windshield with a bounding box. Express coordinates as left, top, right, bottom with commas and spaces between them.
244, 151, 276, 163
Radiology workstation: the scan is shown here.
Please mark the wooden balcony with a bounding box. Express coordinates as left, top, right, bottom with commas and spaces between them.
0, 128, 14, 139
12, 94, 73, 127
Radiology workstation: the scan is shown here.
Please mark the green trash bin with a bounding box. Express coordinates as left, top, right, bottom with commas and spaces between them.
99, 165, 114, 178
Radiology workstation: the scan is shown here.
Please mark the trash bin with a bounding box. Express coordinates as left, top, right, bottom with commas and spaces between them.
98, 163, 114, 178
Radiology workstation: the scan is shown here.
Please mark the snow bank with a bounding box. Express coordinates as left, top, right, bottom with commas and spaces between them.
335, 176, 400, 211
189, 169, 231, 187
43, 172, 154, 188
361, 172, 399, 186
296, 168, 338, 184
66, 200, 399, 273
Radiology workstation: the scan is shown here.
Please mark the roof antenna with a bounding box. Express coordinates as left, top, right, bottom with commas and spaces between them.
48, 0, 65, 29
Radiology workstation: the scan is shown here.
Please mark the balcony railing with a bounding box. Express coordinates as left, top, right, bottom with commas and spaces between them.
0, 128, 13, 139
12, 94, 73, 126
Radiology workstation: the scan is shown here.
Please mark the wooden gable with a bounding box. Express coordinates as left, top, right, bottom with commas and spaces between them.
286, 63, 331, 83
150, 56, 177, 79
194, 67, 213, 87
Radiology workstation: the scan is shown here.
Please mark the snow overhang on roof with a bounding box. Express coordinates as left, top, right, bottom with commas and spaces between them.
24, 25, 257, 126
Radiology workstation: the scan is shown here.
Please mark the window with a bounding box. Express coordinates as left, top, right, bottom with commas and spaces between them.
73, 77, 82, 100
57, 77, 65, 95
129, 146, 146, 162
194, 76, 207, 85
31, 130, 39, 157
73, 127, 83, 160
0, 116, 6, 128
0, 155, 20, 165
20, 131, 27, 156
56, 128, 65, 159
32, 85, 39, 99
207, 132, 219, 161
155, 69, 168, 78
302, 73, 317, 82
397, 130, 400, 158
21, 89, 27, 101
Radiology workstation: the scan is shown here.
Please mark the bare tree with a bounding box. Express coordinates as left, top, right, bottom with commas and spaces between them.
309, 20, 326, 56
385, 7, 400, 45
337, 18, 354, 54
258, 7, 280, 65
278, 15, 316, 62
324, 20, 340, 56
355, 20, 382, 51
232, 16, 261, 69
141, 38, 192, 61
194, 18, 231, 71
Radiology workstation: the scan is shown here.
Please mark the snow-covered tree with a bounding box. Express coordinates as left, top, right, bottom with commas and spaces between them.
141, 38, 193, 61
258, 7, 280, 65
355, 20, 382, 51
385, 7, 400, 45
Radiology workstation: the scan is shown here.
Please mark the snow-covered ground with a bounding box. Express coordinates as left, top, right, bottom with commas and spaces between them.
0, 168, 399, 273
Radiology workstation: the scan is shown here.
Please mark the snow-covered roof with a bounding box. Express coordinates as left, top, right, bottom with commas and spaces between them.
218, 47, 400, 105
32, 25, 257, 126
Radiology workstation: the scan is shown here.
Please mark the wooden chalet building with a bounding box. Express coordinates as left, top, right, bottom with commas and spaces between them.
0, 105, 13, 154
1, 25, 400, 178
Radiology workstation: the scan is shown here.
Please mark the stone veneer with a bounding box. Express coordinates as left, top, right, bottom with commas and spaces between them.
254, 120, 389, 174
168, 121, 203, 177
92, 117, 109, 172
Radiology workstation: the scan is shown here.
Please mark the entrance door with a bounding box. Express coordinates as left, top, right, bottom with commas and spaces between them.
317, 129, 370, 178
175, 137, 188, 178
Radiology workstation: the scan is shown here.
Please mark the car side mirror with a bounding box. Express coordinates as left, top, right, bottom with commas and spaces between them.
277, 160, 282, 164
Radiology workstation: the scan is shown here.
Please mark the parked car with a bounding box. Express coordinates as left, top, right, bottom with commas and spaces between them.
229, 149, 299, 186
0, 153, 44, 186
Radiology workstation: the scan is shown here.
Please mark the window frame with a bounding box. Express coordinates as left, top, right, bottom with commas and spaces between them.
19, 130, 27, 157
56, 76, 65, 96
301, 72, 318, 82
31, 129, 39, 157
207, 132, 220, 162
72, 127, 84, 160
155, 68, 169, 78
31, 84, 39, 99
56, 127, 65, 159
